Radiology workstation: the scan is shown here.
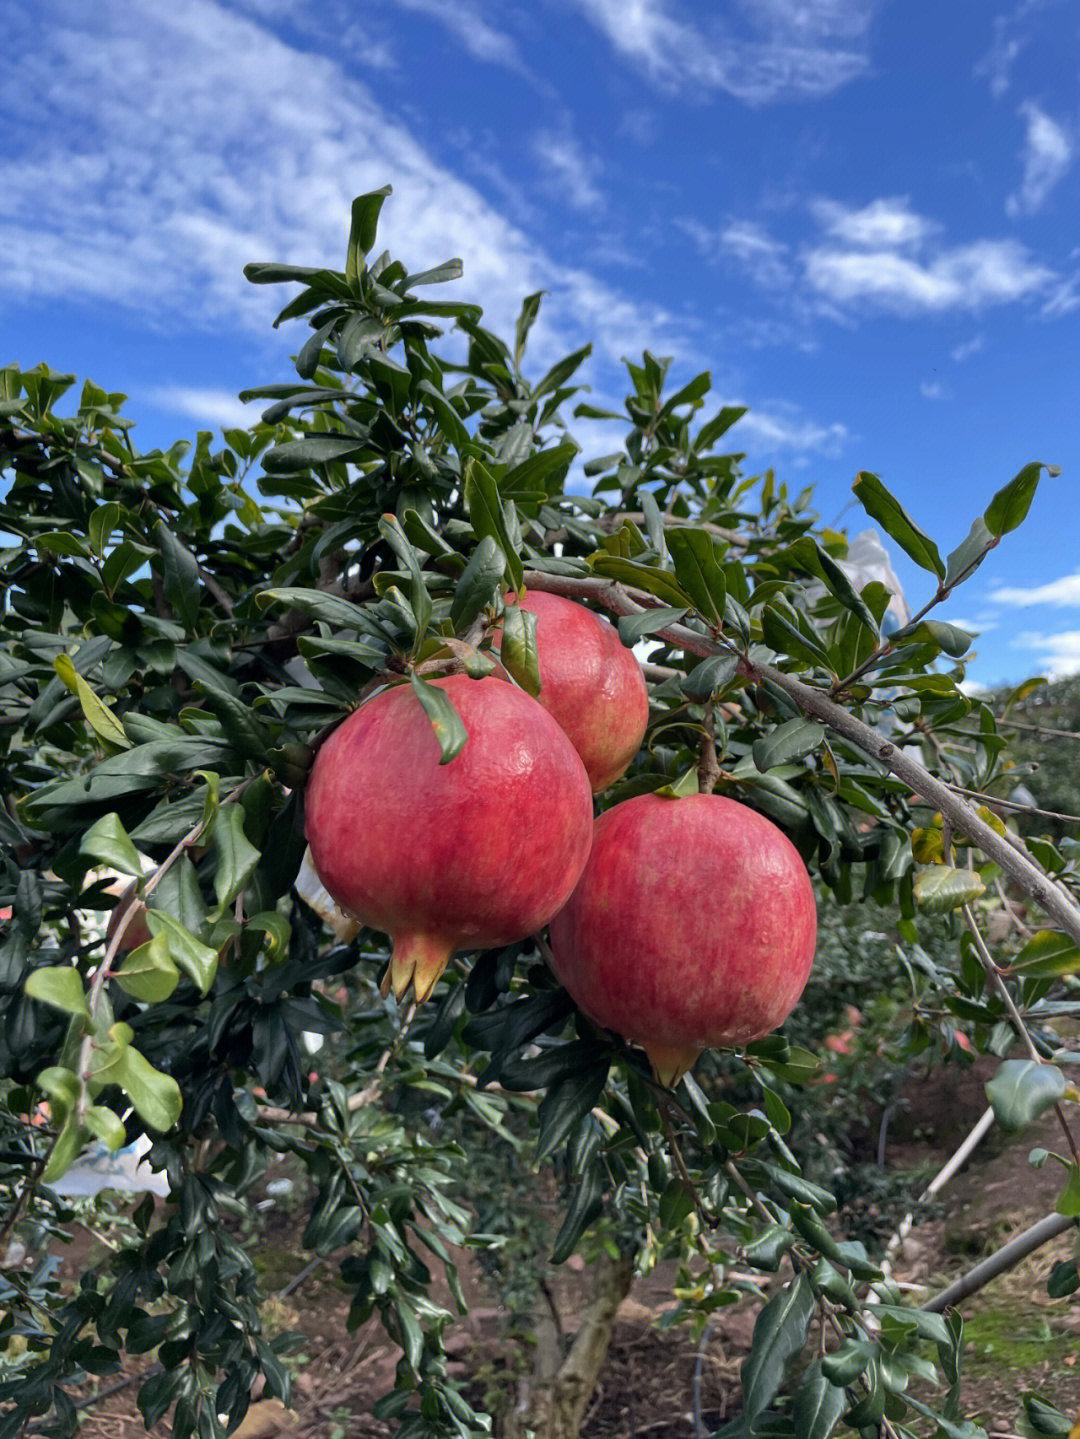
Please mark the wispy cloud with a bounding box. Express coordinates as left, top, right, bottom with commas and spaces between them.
0, 0, 690, 383
1011, 629, 1080, 678
804, 203, 1054, 315
920, 379, 950, 400
571, 0, 879, 104
992, 573, 1080, 607
147, 387, 263, 430
1006, 100, 1073, 216
679, 217, 793, 289
730, 401, 849, 458
951, 333, 985, 362
388, 0, 524, 69
811, 196, 935, 249
532, 128, 604, 213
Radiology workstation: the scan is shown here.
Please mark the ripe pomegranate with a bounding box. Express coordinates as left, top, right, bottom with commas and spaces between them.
548, 792, 817, 1085
497, 591, 648, 793
305, 674, 594, 1003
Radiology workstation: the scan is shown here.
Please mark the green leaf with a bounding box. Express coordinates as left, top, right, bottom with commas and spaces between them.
262, 435, 368, 472
1054, 1163, 1080, 1218
379, 512, 432, 645
617, 605, 688, 646
891, 619, 975, 657
761, 604, 834, 671
42, 1113, 86, 1185
84, 1104, 127, 1151
256, 585, 371, 630
450, 534, 505, 629
25, 966, 89, 1018
80, 812, 145, 877
89, 501, 121, 558
1047, 1260, 1080, 1298
213, 803, 261, 909
912, 865, 986, 914
409, 672, 469, 764
753, 719, 825, 773
741, 1273, 814, 1418
681, 653, 740, 701
742, 1224, 797, 1272
533, 344, 591, 399
246, 910, 291, 961
666, 527, 726, 627
116, 1044, 182, 1132
514, 291, 544, 366
535, 1062, 609, 1163
1011, 930, 1080, 979
500, 604, 541, 696
145, 912, 219, 995
464, 457, 521, 593
154, 520, 202, 631
549, 1160, 604, 1264
346, 186, 392, 282
985, 1059, 1066, 1130
852, 472, 944, 578
588, 554, 691, 608
793, 1364, 847, 1439
984, 461, 1057, 537
115, 935, 181, 1004
35, 1066, 81, 1116
54, 655, 131, 750
944, 516, 995, 589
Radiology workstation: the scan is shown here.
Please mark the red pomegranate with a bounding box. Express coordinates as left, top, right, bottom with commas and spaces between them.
548, 792, 817, 1085
497, 591, 649, 793
305, 674, 595, 1003
105, 880, 154, 952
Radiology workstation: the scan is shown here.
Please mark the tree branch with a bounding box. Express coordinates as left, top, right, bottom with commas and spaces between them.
923, 1213, 1076, 1313
521, 570, 1080, 947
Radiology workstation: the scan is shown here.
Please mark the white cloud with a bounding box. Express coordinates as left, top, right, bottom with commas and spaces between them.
1006, 101, 1073, 216
951, 333, 985, 362
532, 129, 604, 213
1042, 270, 1080, 317
572, 0, 878, 104
805, 237, 1053, 314
388, 0, 523, 68
920, 379, 950, 400
1011, 629, 1080, 678
991, 573, 1080, 607
729, 402, 849, 457
147, 387, 263, 430
811, 196, 936, 249
680, 217, 793, 289
0, 0, 691, 382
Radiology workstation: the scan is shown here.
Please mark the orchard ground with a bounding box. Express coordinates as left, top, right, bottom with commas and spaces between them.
40, 1052, 1080, 1436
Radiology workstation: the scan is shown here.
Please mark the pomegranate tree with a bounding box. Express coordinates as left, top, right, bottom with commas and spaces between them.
498, 591, 649, 793
548, 792, 818, 1085
305, 674, 594, 1002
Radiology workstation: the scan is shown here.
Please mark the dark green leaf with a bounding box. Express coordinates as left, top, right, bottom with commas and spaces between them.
464, 457, 521, 593
753, 719, 825, 773
793, 1364, 847, 1439
409, 672, 469, 763
666, 527, 726, 626
80, 812, 145, 877
617, 605, 688, 645
944, 516, 995, 589
984, 461, 1057, 537
346, 187, 391, 282
852, 472, 944, 578
741, 1273, 814, 1417
213, 803, 261, 909
500, 604, 541, 696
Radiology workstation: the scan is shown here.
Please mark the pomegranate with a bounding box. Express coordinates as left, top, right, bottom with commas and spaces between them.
305, 674, 594, 1002
497, 591, 648, 793
548, 792, 817, 1085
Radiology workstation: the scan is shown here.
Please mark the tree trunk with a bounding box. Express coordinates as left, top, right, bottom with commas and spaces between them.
502, 1254, 635, 1439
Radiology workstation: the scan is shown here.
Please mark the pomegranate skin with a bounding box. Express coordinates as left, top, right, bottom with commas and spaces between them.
499, 592, 649, 793
305, 674, 594, 1002
548, 792, 817, 1085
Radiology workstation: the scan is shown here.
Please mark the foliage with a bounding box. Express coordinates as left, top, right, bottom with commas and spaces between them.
2, 186, 1080, 1437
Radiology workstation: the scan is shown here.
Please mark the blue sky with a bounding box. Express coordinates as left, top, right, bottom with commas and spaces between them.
3, 0, 1079, 686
